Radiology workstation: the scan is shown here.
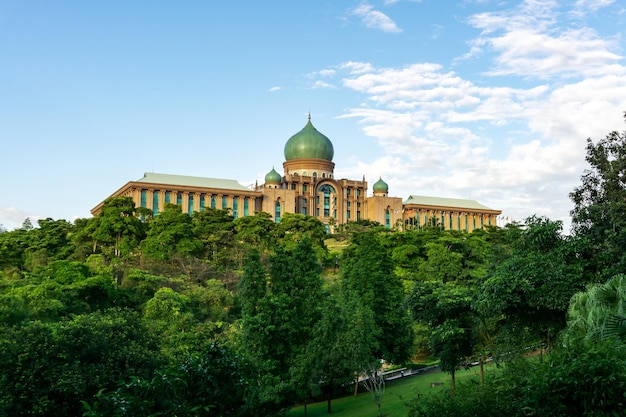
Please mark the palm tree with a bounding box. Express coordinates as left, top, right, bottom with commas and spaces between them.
565, 274, 626, 342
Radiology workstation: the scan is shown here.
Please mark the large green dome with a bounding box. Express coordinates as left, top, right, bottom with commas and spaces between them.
284, 117, 334, 161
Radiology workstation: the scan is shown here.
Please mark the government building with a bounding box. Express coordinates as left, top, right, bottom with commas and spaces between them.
92, 115, 501, 232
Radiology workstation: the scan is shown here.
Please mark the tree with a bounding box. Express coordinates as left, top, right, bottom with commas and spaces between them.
476, 216, 584, 354
141, 204, 203, 261
0, 308, 161, 417
564, 273, 626, 343
239, 238, 325, 413
361, 365, 385, 417
409, 280, 474, 390
273, 213, 327, 258
234, 211, 275, 251
192, 208, 236, 266
340, 231, 413, 364
570, 113, 626, 281
83, 343, 251, 417
87, 196, 146, 259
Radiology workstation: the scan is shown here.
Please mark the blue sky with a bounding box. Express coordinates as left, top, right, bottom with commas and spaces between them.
1, 0, 625, 231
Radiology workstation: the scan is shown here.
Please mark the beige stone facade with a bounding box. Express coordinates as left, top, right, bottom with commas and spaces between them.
92, 117, 501, 232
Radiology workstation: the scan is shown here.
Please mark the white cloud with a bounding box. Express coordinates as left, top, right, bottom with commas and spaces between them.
0, 207, 38, 231
351, 3, 402, 33
268, 86, 282, 92
466, 0, 623, 79
311, 80, 336, 89
318, 0, 626, 229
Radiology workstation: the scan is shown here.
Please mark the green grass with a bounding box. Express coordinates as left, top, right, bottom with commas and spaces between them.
288, 366, 491, 417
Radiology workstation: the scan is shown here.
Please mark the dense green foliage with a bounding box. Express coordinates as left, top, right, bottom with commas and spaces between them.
2, 118, 626, 416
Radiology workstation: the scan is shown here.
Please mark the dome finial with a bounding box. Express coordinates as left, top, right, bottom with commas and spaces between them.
308, 111, 311, 121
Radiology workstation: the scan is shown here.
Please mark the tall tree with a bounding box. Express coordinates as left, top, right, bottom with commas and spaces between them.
340, 231, 413, 364
409, 280, 474, 390
570, 114, 626, 281
239, 238, 325, 413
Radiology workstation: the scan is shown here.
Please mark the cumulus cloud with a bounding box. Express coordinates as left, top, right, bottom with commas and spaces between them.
466, 0, 623, 78
351, 3, 402, 33
315, 0, 626, 229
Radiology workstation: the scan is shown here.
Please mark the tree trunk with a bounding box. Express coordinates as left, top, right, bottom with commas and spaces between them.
327, 392, 332, 414
354, 376, 359, 396
479, 356, 485, 385
451, 369, 456, 393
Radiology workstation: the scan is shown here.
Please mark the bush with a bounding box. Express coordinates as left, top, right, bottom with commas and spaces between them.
408, 341, 626, 417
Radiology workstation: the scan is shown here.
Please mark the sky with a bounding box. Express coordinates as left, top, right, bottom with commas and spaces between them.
1, 0, 625, 232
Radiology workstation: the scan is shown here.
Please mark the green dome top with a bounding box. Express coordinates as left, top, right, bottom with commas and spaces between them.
265, 167, 281, 184
373, 177, 389, 193
284, 117, 334, 161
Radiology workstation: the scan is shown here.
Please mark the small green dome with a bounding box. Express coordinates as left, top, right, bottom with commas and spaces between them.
284, 116, 334, 161
265, 167, 281, 184
373, 177, 389, 193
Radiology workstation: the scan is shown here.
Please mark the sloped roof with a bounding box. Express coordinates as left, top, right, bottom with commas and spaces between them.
403, 195, 497, 211
136, 172, 250, 191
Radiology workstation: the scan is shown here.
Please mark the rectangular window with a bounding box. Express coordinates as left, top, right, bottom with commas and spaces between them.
357, 211, 361, 221
200, 195, 205, 211
152, 191, 159, 215
140, 190, 147, 208
347, 210, 350, 219
291, 183, 296, 190
222, 196, 228, 209
302, 184, 307, 192
176, 192, 183, 206
233, 197, 239, 219
211, 195, 216, 209
188, 194, 194, 215
357, 189, 362, 197
244, 198, 249, 216
302, 198, 307, 205
346, 188, 351, 196
316, 208, 320, 217
301, 207, 307, 215
347, 201, 351, 207
165, 191, 171, 204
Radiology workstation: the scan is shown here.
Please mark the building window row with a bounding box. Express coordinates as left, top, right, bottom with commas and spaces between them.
138, 189, 250, 218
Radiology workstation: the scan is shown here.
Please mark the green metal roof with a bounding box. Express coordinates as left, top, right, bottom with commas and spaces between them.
136, 172, 251, 191
403, 195, 497, 211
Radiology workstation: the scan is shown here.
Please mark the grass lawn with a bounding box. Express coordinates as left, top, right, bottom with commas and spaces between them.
288, 365, 491, 417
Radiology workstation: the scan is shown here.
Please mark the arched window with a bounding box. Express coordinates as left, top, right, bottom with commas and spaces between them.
313, 172, 317, 178
319, 184, 335, 217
